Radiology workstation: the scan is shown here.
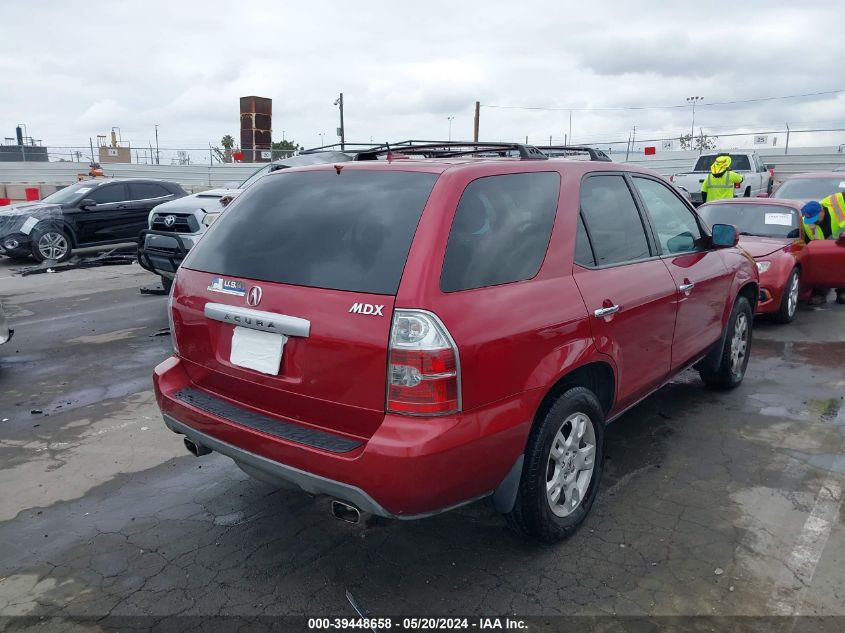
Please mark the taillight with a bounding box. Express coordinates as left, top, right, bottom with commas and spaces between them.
167, 288, 179, 355
387, 310, 460, 416
734, 181, 741, 189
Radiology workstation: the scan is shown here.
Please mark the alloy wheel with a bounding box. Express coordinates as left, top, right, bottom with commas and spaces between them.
729, 312, 749, 377
37, 232, 69, 261
787, 273, 799, 318
546, 412, 597, 517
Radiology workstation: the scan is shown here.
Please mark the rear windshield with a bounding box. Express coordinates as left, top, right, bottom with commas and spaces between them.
184, 170, 437, 294
772, 177, 845, 200
697, 203, 800, 238
693, 154, 752, 171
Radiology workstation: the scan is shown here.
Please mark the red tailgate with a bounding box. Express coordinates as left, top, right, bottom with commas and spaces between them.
172, 268, 394, 439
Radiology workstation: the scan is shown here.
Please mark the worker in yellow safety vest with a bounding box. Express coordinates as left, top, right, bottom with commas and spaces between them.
801, 199, 845, 305
700, 155, 744, 202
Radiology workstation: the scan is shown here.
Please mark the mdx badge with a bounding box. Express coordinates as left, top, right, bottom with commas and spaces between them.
247, 286, 262, 307
349, 303, 384, 316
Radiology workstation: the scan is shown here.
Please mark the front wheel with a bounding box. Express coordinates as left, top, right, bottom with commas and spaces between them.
699, 295, 753, 389
774, 268, 800, 324
506, 387, 605, 543
30, 227, 72, 263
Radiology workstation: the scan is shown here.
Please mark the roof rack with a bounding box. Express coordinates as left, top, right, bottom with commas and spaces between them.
536, 145, 612, 162
352, 141, 548, 161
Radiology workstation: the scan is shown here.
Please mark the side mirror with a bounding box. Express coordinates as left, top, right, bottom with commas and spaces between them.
755, 192, 769, 198
711, 223, 739, 248
80, 198, 96, 209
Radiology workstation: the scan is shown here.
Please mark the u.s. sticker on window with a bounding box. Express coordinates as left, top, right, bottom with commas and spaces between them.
765, 212, 792, 226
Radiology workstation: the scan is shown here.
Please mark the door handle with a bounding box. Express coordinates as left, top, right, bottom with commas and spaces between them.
679, 282, 695, 293
594, 305, 620, 318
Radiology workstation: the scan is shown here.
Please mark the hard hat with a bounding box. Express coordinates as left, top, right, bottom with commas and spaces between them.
710, 155, 731, 175
801, 200, 823, 225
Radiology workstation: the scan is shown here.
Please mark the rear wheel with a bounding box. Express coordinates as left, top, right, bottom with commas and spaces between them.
699, 296, 753, 389
774, 268, 800, 324
30, 227, 72, 263
506, 387, 605, 543
743, 187, 751, 198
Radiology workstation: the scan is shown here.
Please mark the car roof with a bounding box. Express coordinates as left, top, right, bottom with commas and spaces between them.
263, 156, 654, 179
78, 178, 179, 186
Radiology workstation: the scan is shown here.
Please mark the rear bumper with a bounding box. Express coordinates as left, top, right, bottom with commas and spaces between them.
154, 356, 537, 518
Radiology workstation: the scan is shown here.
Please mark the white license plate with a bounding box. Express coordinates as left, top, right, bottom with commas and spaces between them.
230, 326, 288, 375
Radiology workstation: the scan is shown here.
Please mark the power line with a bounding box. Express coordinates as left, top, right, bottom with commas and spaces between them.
481, 89, 845, 113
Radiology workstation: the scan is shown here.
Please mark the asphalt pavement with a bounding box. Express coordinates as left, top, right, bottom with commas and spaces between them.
0, 255, 843, 628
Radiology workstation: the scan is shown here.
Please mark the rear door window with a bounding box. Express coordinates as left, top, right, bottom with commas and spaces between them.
184, 170, 437, 295
129, 183, 171, 200
440, 172, 560, 292
579, 175, 652, 266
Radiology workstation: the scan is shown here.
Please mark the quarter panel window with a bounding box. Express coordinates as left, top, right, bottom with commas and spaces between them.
440, 172, 560, 292
579, 175, 651, 266
632, 177, 703, 254
574, 213, 595, 267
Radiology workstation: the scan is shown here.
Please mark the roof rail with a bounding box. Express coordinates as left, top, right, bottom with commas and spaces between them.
354, 141, 548, 161
537, 145, 612, 162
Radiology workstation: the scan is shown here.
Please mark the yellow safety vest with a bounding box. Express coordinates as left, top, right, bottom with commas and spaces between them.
820, 192, 845, 238
701, 170, 744, 201
803, 220, 825, 241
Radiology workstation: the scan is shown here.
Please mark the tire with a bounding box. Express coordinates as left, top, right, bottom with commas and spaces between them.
699, 295, 753, 389
160, 276, 173, 293
30, 226, 72, 263
767, 179, 774, 195
743, 187, 751, 198
773, 268, 800, 324
506, 386, 605, 543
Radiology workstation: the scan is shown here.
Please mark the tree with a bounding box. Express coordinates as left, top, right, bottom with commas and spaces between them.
679, 131, 717, 152
271, 139, 300, 158
213, 134, 237, 163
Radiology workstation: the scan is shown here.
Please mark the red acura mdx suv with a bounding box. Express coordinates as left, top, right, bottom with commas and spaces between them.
153, 143, 758, 542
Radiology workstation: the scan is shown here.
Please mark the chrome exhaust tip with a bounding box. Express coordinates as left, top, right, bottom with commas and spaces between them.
184, 437, 212, 457
331, 500, 361, 524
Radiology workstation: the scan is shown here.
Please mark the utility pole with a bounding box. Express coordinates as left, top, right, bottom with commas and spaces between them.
473, 101, 480, 142
686, 96, 703, 137
631, 126, 637, 153
334, 93, 345, 150
569, 110, 572, 144
785, 122, 790, 155
154, 124, 160, 165
447, 116, 454, 141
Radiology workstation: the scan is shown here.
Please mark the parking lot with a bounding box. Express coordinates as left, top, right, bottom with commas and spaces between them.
1, 255, 843, 625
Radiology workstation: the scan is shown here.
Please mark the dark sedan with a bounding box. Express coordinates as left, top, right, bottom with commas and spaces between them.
0, 179, 187, 262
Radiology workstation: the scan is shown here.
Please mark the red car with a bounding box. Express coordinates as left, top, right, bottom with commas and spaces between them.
698, 199, 845, 323
153, 143, 759, 542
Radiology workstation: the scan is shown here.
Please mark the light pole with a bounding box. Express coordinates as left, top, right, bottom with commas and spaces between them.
318, 132, 325, 147
686, 96, 704, 137
154, 124, 160, 165
447, 116, 454, 141
333, 93, 345, 150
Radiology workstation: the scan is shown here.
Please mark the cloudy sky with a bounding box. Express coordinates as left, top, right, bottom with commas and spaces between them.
2, 0, 843, 159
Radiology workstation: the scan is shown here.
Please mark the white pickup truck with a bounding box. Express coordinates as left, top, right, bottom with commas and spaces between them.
670, 151, 775, 205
